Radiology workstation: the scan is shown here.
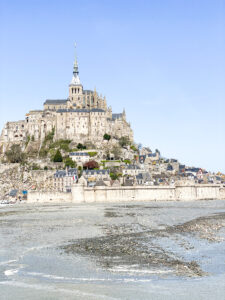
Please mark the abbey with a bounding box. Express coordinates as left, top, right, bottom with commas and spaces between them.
0, 50, 133, 151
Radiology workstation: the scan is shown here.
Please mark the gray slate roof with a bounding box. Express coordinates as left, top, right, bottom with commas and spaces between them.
54, 168, 78, 178
44, 99, 68, 105
69, 152, 89, 156
112, 113, 122, 120
83, 169, 109, 175
57, 108, 105, 113
83, 90, 93, 95
126, 165, 141, 170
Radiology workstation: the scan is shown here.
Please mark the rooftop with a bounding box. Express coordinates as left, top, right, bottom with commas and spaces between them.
44, 99, 68, 105
83, 169, 110, 175
57, 108, 105, 113
112, 113, 123, 120
69, 152, 89, 156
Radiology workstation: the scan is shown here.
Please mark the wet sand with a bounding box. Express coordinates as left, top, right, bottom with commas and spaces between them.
0, 200, 225, 299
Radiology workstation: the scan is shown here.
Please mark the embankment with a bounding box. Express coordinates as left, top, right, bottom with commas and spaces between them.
27, 184, 225, 203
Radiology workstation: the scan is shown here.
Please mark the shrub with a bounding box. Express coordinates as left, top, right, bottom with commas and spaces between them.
77, 143, 86, 150
5, 144, 26, 163
103, 133, 111, 141
130, 145, 138, 152
25, 135, 30, 147
88, 151, 97, 157
53, 149, 63, 162
110, 172, 118, 180
109, 172, 122, 180
39, 147, 48, 158
83, 160, 99, 170
44, 166, 48, 170
124, 159, 131, 164
119, 136, 130, 147
49, 139, 71, 151
31, 163, 41, 170
45, 128, 55, 143
64, 157, 76, 168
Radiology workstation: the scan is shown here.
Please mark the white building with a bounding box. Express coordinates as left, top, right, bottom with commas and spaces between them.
69, 152, 90, 164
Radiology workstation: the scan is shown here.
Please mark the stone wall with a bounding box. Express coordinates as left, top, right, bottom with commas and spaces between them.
27, 191, 72, 203
72, 184, 225, 203
27, 185, 225, 203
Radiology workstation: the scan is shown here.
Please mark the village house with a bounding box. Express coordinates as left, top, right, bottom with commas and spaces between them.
135, 172, 152, 185
53, 168, 78, 192
122, 164, 141, 176
69, 152, 90, 164
82, 169, 110, 187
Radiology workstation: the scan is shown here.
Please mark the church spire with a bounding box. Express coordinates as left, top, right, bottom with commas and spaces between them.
71, 43, 81, 85
73, 43, 79, 76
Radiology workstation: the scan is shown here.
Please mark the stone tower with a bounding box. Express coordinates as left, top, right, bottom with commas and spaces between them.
68, 45, 83, 108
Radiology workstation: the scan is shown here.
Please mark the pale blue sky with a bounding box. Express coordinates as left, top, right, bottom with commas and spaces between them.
0, 0, 225, 172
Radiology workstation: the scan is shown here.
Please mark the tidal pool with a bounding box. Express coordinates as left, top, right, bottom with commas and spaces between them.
0, 200, 225, 299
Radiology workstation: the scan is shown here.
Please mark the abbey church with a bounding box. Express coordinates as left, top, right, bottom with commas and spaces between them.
0, 49, 133, 151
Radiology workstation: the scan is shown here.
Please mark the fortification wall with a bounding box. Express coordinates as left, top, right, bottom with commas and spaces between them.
72, 184, 225, 203
27, 185, 225, 203
27, 191, 72, 203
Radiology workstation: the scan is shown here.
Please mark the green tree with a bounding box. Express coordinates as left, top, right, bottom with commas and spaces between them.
110, 172, 118, 180
5, 144, 26, 163
53, 149, 63, 162
119, 136, 130, 147
77, 143, 86, 150
103, 133, 111, 141
83, 160, 99, 169
64, 157, 76, 168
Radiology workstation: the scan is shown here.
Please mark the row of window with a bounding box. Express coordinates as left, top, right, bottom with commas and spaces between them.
72, 87, 80, 94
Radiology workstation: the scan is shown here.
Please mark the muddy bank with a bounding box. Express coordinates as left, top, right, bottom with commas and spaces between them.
63, 209, 225, 277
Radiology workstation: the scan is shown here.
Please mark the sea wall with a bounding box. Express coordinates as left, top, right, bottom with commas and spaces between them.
72, 184, 225, 203
27, 185, 225, 203
27, 191, 72, 203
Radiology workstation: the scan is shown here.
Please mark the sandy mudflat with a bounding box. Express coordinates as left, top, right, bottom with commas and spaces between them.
0, 200, 225, 299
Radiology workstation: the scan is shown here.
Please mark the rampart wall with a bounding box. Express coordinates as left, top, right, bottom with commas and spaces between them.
27, 191, 72, 203
72, 184, 224, 203
27, 184, 225, 203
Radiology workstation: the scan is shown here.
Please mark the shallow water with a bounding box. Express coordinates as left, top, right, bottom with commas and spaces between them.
0, 200, 225, 299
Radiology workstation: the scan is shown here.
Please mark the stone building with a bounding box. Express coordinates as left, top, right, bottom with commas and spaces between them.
53, 168, 78, 192
69, 152, 90, 164
122, 164, 141, 176
82, 169, 110, 187
0, 47, 133, 152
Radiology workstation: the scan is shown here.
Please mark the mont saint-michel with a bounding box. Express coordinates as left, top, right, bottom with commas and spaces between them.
0, 48, 224, 203
0, 52, 133, 150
